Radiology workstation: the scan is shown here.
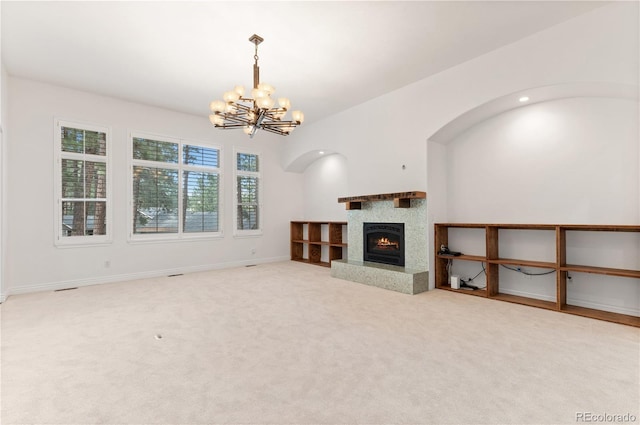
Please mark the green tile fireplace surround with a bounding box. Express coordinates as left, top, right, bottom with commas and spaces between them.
330, 259, 428, 295
330, 192, 429, 294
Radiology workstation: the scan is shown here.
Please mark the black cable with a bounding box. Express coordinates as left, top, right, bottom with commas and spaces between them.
469, 265, 485, 281
448, 259, 553, 291
500, 264, 556, 276
459, 262, 487, 289
474, 262, 487, 289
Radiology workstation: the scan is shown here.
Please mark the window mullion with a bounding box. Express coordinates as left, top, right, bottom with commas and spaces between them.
178, 143, 183, 236
183, 164, 219, 173
132, 159, 180, 169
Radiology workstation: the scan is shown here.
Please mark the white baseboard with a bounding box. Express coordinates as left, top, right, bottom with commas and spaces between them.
498, 288, 556, 302
5, 256, 289, 299
0, 292, 6, 303
565, 296, 640, 317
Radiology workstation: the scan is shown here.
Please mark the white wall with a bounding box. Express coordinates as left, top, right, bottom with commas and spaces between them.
1, 0, 7, 301
5, 77, 304, 294
0, 66, 6, 302
0, 10, 6, 301
301, 154, 348, 221
285, 91, 429, 197
447, 98, 639, 224
425, 140, 447, 288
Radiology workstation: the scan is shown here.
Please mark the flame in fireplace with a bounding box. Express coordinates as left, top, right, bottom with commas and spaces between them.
376, 237, 399, 250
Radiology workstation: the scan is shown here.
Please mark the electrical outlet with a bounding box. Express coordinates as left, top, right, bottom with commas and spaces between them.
251, 248, 256, 255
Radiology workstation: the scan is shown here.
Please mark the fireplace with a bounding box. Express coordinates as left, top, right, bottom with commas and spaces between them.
363, 222, 405, 266
331, 192, 427, 294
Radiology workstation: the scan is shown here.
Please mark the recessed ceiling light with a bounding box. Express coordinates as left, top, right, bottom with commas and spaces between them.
319, 151, 325, 155
519, 96, 530, 103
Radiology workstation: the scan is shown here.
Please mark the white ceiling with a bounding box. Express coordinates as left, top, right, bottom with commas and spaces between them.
1, 1, 608, 125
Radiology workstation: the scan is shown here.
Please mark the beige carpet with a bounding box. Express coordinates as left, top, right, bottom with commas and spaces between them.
1, 261, 638, 425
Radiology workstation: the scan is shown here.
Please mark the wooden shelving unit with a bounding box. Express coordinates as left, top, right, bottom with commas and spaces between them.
434, 223, 640, 327
291, 221, 347, 267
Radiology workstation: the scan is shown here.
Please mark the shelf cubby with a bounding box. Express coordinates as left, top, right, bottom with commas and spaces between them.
291, 221, 347, 267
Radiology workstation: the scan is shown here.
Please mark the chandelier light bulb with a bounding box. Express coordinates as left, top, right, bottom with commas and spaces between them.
258, 83, 275, 95
225, 103, 236, 113
243, 126, 254, 135
234, 85, 245, 97
209, 114, 225, 126
210, 100, 226, 113
292, 110, 304, 124
256, 96, 275, 110
251, 88, 267, 100
223, 91, 240, 103
278, 97, 291, 110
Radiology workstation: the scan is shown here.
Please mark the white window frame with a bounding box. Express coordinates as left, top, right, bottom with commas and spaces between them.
54, 119, 112, 247
128, 131, 223, 242
234, 148, 262, 237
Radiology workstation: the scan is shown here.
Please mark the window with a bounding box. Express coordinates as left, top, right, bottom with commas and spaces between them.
131, 133, 221, 239
235, 151, 261, 235
55, 120, 111, 245
182, 145, 220, 233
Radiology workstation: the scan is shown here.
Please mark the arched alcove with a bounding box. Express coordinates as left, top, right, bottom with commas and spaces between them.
300, 152, 349, 221
426, 82, 639, 286
427, 94, 639, 312
428, 82, 638, 145
284, 149, 341, 173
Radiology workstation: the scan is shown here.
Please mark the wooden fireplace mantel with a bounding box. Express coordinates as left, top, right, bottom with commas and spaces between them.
337, 191, 426, 210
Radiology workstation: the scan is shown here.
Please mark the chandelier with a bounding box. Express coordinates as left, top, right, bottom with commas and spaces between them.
209, 34, 304, 138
